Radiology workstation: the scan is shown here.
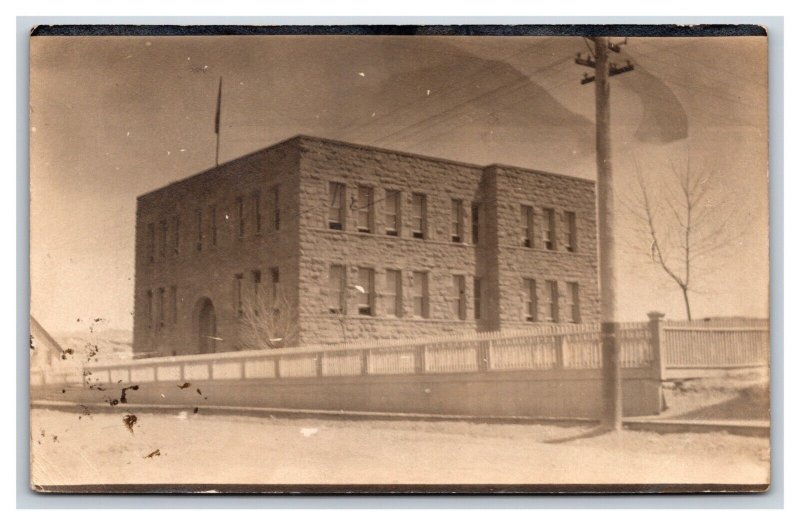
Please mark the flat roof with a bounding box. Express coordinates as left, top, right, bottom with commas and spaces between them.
138, 134, 594, 200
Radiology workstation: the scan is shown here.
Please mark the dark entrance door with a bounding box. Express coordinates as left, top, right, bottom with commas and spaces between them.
197, 298, 217, 354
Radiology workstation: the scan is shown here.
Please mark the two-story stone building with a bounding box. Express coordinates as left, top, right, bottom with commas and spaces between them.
133, 135, 599, 357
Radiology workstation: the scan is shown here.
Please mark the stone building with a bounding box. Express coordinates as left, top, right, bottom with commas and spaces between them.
133, 135, 599, 357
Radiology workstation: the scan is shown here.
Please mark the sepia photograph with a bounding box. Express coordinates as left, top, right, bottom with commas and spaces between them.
27, 25, 770, 493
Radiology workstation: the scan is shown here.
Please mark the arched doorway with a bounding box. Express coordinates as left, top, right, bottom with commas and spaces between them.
196, 297, 217, 354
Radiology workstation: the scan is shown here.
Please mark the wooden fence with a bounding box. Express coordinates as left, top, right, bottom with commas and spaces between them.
31, 322, 655, 386
30, 315, 770, 387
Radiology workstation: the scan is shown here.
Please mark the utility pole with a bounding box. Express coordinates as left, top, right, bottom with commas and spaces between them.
576, 36, 633, 431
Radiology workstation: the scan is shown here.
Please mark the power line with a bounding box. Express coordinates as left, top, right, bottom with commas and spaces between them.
370, 55, 575, 147
336, 38, 559, 143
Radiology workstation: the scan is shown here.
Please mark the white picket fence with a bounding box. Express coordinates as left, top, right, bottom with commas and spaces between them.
30, 318, 769, 387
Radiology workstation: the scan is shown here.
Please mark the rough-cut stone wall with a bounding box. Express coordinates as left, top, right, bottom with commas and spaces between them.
133, 135, 600, 354
295, 137, 485, 345
133, 140, 302, 357
492, 165, 599, 329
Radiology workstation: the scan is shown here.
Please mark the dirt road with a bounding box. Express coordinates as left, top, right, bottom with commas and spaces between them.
30, 408, 769, 488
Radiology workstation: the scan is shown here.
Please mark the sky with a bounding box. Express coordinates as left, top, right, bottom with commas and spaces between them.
29, 35, 769, 333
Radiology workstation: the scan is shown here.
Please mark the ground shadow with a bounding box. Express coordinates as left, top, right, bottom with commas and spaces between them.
543, 425, 613, 444
676, 392, 769, 421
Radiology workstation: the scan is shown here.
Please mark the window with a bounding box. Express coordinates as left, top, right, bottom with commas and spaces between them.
253, 192, 262, 234
521, 205, 534, 248
209, 206, 217, 246
327, 264, 345, 314
385, 189, 400, 236
170, 285, 178, 324
357, 186, 374, 233
566, 282, 580, 323
172, 216, 180, 255
157, 288, 165, 329
384, 269, 402, 317
543, 280, 559, 322
234, 273, 244, 317
270, 267, 280, 303
146, 223, 155, 262
145, 290, 153, 329
563, 211, 577, 252
236, 197, 245, 238
252, 269, 262, 298
474, 277, 482, 320
195, 209, 203, 251
159, 220, 167, 259
412, 271, 429, 318
451, 275, 466, 320
357, 267, 374, 315
450, 199, 463, 243
471, 203, 480, 244
523, 278, 537, 322
412, 193, 427, 239
328, 182, 345, 230
543, 208, 556, 250
272, 186, 280, 231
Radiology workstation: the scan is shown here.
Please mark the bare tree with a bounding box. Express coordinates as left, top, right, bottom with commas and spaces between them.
625, 160, 743, 320
239, 289, 299, 350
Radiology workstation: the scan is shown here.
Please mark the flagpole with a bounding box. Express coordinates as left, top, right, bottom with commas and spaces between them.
214, 77, 222, 167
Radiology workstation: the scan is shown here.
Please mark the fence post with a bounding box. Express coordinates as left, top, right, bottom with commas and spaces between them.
361, 348, 369, 375
478, 340, 491, 372
555, 335, 566, 369
315, 352, 324, 377
648, 311, 666, 381
415, 344, 426, 374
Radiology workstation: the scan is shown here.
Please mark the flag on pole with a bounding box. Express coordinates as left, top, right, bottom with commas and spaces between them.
214, 77, 222, 135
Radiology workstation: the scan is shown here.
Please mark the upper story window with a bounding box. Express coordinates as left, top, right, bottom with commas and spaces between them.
411, 193, 427, 240
451, 275, 466, 320
543, 208, 556, 250
471, 203, 480, 244
195, 209, 203, 251
521, 205, 534, 248
385, 189, 400, 236
412, 271, 429, 318
566, 282, 580, 323
236, 197, 245, 238
563, 211, 577, 252
172, 216, 180, 255
159, 220, 167, 259
209, 205, 218, 246
450, 199, 463, 243
271, 186, 281, 231
327, 264, 345, 314
357, 186, 374, 233
146, 223, 155, 262
357, 267, 375, 315
253, 192, 262, 234
384, 269, 402, 317
328, 182, 345, 230
543, 279, 559, 322
523, 278, 537, 322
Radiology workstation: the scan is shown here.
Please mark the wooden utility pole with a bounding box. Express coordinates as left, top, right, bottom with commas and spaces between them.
576, 36, 633, 431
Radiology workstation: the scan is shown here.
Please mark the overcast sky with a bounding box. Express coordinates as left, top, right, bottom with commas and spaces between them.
29, 35, 768, 333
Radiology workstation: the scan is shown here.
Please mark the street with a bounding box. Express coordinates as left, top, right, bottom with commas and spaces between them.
30, 407, 769, 487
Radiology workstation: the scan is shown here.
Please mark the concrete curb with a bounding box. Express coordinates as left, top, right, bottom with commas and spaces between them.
623, 418, 770, 438
32, 400, 770, 436
31, 400, 597, 427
